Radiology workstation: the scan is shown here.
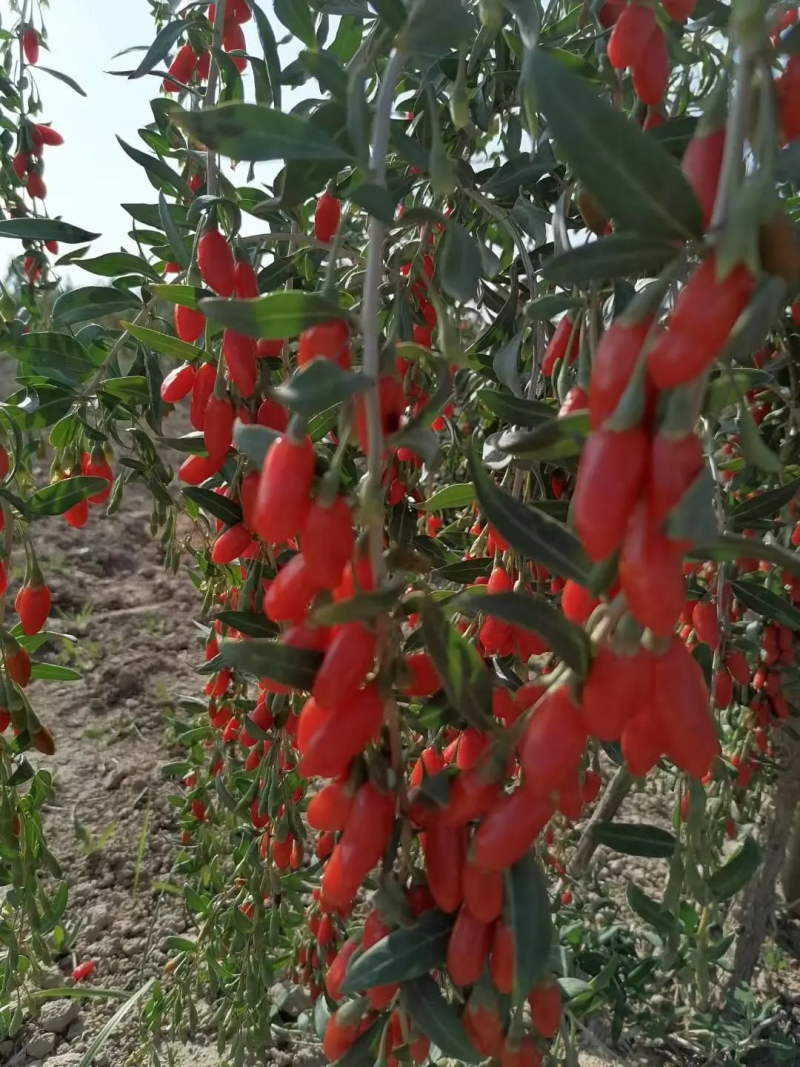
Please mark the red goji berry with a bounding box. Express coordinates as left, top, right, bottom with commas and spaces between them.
197, 228, 236, 296
573, 428, 649, 561
254, 433, 315, 545
446, 902, 493, 987
315, 191, 341, 243
161, 361, 196, 403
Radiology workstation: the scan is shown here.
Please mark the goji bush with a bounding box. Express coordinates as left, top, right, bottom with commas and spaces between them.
3, 0, 800, 1063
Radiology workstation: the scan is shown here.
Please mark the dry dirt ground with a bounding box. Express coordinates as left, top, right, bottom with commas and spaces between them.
2, 439, 800, 1067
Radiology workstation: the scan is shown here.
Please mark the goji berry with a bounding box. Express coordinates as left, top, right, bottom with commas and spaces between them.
315, 191, 341, 243
421, 820, 465, 912
520, 687, 587, 798
298, 319, 351, 369
197, 228, 236, 296
313, 624, 376, 709
175, 304, 205, 344
302, 496, 354, 588
299, 684, 384, 780
446, 902, 493, 987
161, 361, 196, 403
573, 428, 649, 561
473, 788, 554, 871
607, 3, 657, 69
254, 433, 315, 544
321, 782, 394, 908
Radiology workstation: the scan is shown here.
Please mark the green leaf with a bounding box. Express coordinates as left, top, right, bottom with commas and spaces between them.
704, 368, 771, 415
300, 49, 347, 100
199, 290, 346, 340
400, 976, 481, 1063
591, 823, 677, 858
688, 533, 800, 579
30, 663, 82, 682
218, 638, 322, 689
626, 883, 674, 936
708, 836, 761, 902
439, 221, 481, 302
250, 1, 282, 110
493, 330, 525, 397
234, 422, 279, 467
738, 401, 782, 473
312, 584, 404, 627
117, 137, 194, 199
75, 252, 161, 281
121, 321, 201, 362
183, 487, 243, 527
14, 332, 101, 387
456, 590, 590, 675
159, 190, 192, 270
524, 294, 581, 321
51, 286, 141, 328
349, 182, 397, 223
542, 235, 678, 285
468, 445, 591, 584
434, 557, 493, 584
0, 218, 99, 243
507, 851, 554, 1001
129, 20, 188, 78
420, 597, 493, 728
398, 0, 475, 57
150, 283, 203, 310
76, 978, 156, 1067
28, 477, 108, 517
275, 361, 371, 419
730, 478, 800, 525
158, 432, 207, 454
414, 484, 476, 511
100, 376, 151, 403
478, 389, 555, 429
497, 410, 589, 462
529, 49, 702, 241
341, 910, 454, 995
274, 0, 317, 48
212, 610, 279, 638
173, 103, 351, 163
729, 578, 800, 630
36, 66, 87, 97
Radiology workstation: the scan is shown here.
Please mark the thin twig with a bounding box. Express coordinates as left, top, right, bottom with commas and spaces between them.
205, 0, 228, 198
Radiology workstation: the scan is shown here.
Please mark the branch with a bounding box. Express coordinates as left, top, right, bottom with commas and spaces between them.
205, 0, 228, 198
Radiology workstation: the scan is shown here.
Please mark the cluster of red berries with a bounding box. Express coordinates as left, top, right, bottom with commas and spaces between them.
600, 0, 697, 107
163, 0, 251, 91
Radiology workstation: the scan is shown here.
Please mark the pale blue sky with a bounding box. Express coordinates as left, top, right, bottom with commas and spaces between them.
2, 0, 300, 262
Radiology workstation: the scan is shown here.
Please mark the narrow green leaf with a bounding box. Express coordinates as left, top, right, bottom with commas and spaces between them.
0, 218, 99, 243
529, 49, 702, 241
398, 0, 475, 57
28, 477, 108, 517
497, 410, 590, 462
341, 910, 454, 995
218, 638, 322, 689
159, 190, 192, 270
591, 822, 677, 858
542, 235, 678, 285
100, 376, 151, 403
729, 578, 800, 630
468, 445, 591, 583
708, 836, 761, 902
688, 533, 800, 579
75, 252, 160, 281
439, 221, 481, 302
173, 102, 350, 162
37, 66, 87, 96
234, 421, 279, 467
312, 584, 404, 627
211, 610, 279, 638
434, 557, 494, 583
51, 286, 141, 328
274, 0, 317, 47
507, 851, 553, 1001
150, 283, 203, 310
129, 20, 188, 79
420, 597, 493, 728
250, 1, 282, 110
626, 883, 674, 936
183, 487, 243, 527
456, 590, 590, 675
729, 478, 800, 525
478, 389, 555, 429
200, 290, 346, 340
121, 321, 201, 362
400, 976, 482, 1063
738, 400, 782, 473
414, 484, 476, 511
14, 332, 100, 387
117, 137, 194, 198
275, 361, 371, 419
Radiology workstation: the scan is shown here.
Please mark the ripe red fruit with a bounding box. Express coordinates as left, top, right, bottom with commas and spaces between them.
447, 902, 494, 987
582, 644, 649, 741
175, 304, 205, 343
80, 450, 113, 504
682, 128, 726, 231
307, 779, 355, 831
648, 257, 755, 389
302, 496, 354, 588
72, 961, 96, 983
257, 397, 288, 432
619, 501, 685, 637
462, 858, 503, 924
298, 319, 351, 370
479, 565, 514, 654
315, 191, 341, 243
573, 428, 649, 562
223, 20, 248, 71
652, 637, 721, 779
6, 645, 32, 687
621, 708, 666, 777
16, 583, 51, 635
521, 687, 587, 798
693, 599, 719, 648
211, 522, 252, 565
326, 937, 360, 1001
607, 3, 657, 69
355, 376, 406, 453
464, 992, 504, 1058
161, 361, 196, 403
204, 393, 235, 464
473, 788, 554, 871
197, 229, 236, 296
264, 553, 321, 623
401, 651, 441, 696
12, 152, 29, 179
256, 338, 284, 358
22, 28, 39, 65
299, 684, 384, 780
163, 43, 197, 91
64, 498, 89, 529
648, 432, 704, 528
778, 55, 800, 142
313, 624, 376, 708
632, 25, 669, 106
726, 649, 750, 686
528, 980, 562, 1039
500, 1036, 543, 1067
179, 453, 222, 485
190, 361, 217, 431
662, 0, 697, 19
421, 821, 465, 912
589, 315, 653, 431
223, 330, 258, 396
26, 172, 46, 200
323, 1008, 361, 1062
234, 259, 259, 299
542, 314, 578, 377
254, 433, 315, 544
490, 921, 515, 994
321, 782, 394, 908
35, 124, 64, 147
